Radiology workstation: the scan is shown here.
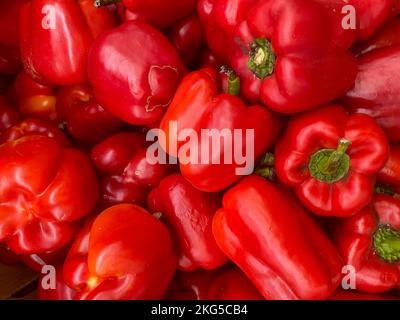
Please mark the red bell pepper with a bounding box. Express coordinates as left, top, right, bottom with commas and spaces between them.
275, 104, 389, 217
207, 269, 264, 300
352, 17, 400, 57
88, 21, 187, 125
332, 194, 400, 293
11, 71, 59, 124
378, 143, 400, 190
213, 175, 343, 300
91, 132, 173, 208
56, 85, 124, 145
343, 47, 400, 142
230, 0, 357, 112
166, 14, 206, 67
20, 0, 118, 86
38, 266, 77, 300
0, 134, 99, 254
63, 204, 176, 300
108, 0, 197, 30
0, 96, 21, 133
147, 174, 228, 271
159, 68, 279, 192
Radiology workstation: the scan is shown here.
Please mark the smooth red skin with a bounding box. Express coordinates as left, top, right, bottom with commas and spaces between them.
160, 68, 279, 192
332, 195, 400, 293
352, 17, 400, 57
0, 118, 71, 147
231, 0, 357, 113
207, 269, 264, 300
343, 47, 400, 142
91, 132, 172, 208
0, 135, 99, 254
19, 0, 116, 86
329, 290, 394, 300
0, 96, 22, 133
275, 105, 389, 217
213, 175, 343, 300
56, 85, 123, 145
198, 0, 258, 63
147, 174, 228, 271
122, 0, 197, 29
38, 266, 77, 300
88, 21, 186, 125
166, 14, 206, 66
378, 144, 400, 188
63, 204, 176, 300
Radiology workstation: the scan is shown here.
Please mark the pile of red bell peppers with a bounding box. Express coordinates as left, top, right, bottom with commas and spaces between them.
0, 0, 400, 301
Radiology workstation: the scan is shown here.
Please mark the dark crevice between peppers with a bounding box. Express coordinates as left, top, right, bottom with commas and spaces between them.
247, 38, 276, 79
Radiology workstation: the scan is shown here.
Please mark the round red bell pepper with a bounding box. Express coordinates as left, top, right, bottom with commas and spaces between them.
166, 14, 206, 67
0, 96, 21, 133
0, 134, 99, 254
159, 68, 279, 192
147, 174, 228, 271
63, 204, 176, 300
332, 194, 400, 293
207, 269, 264, 300
91, 132, 173, 208
213, 175, 343, 300
230, 0, 357, 112
88, 21, 187, 125
20, 0, 118, 86
275, 104, 389, 217
56, 85, 124, 145
343, 47, 400, 142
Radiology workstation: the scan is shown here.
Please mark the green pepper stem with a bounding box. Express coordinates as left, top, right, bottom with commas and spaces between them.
94, 0, 120, 8
374, 225, 400, 264
220, 66, 240, 96
320, 139, 351, 175
153, 212, 163, 220
255, 167, 275, 181
247, 38, 276, 79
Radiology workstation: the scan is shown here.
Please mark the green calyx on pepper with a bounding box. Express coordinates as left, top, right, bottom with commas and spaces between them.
247, 38, 276, 79
255, 153, 275, 181
309, 138, 351, 184
373, 225, 400, 264
220, 66, 241, 96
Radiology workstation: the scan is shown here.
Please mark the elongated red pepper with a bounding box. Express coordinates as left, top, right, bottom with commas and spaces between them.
332, 194, 400, 293
147, 174, 227, 271
20, 0, 118, 86
275, 105, 389, 217
343, 47, 400, 142
160, 68, 279, 192
207, 269, 264, 300
91, 132, 173, 208
56, 85, 123, 145
230, 0, 357, 112
88, 21, 186, 125
63, 204, 176, 300
213, 175, 343, 300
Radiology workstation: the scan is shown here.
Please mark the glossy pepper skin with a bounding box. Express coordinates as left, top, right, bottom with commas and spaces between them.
0, 135, 99, 254
20, 0, 118, 86
207, 269, 264, 300
343, 47, 400, 142
91, 132, 173, 208
275, 105, 389, 217
88, 21, 187, 125
332, 194, 400, 293
213, 175, 343, 300
56, 85, 124, 145
230, 0, 357, 112
147, 174, 228, 271
63, 204, 176, 300
159, 68, 279, 192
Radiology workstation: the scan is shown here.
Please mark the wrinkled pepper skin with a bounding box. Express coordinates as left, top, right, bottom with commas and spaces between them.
343, 47, 400, 142
0, 96, 21, 133
213, 175, 343, 300
147, 174, 228, 271
160, 68, 279, 192
378, 143, 400, 189
207, 269, 264, 300
0, 135, 99, 254
63, 204, 176, 300
230, 0, 357, 112
275, 105, 389, 217
56, 85, 123, 145
88, 21, 187, 125
332, 194, 400, 293
91, 132, 173, 208
20, 0, 117, 86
